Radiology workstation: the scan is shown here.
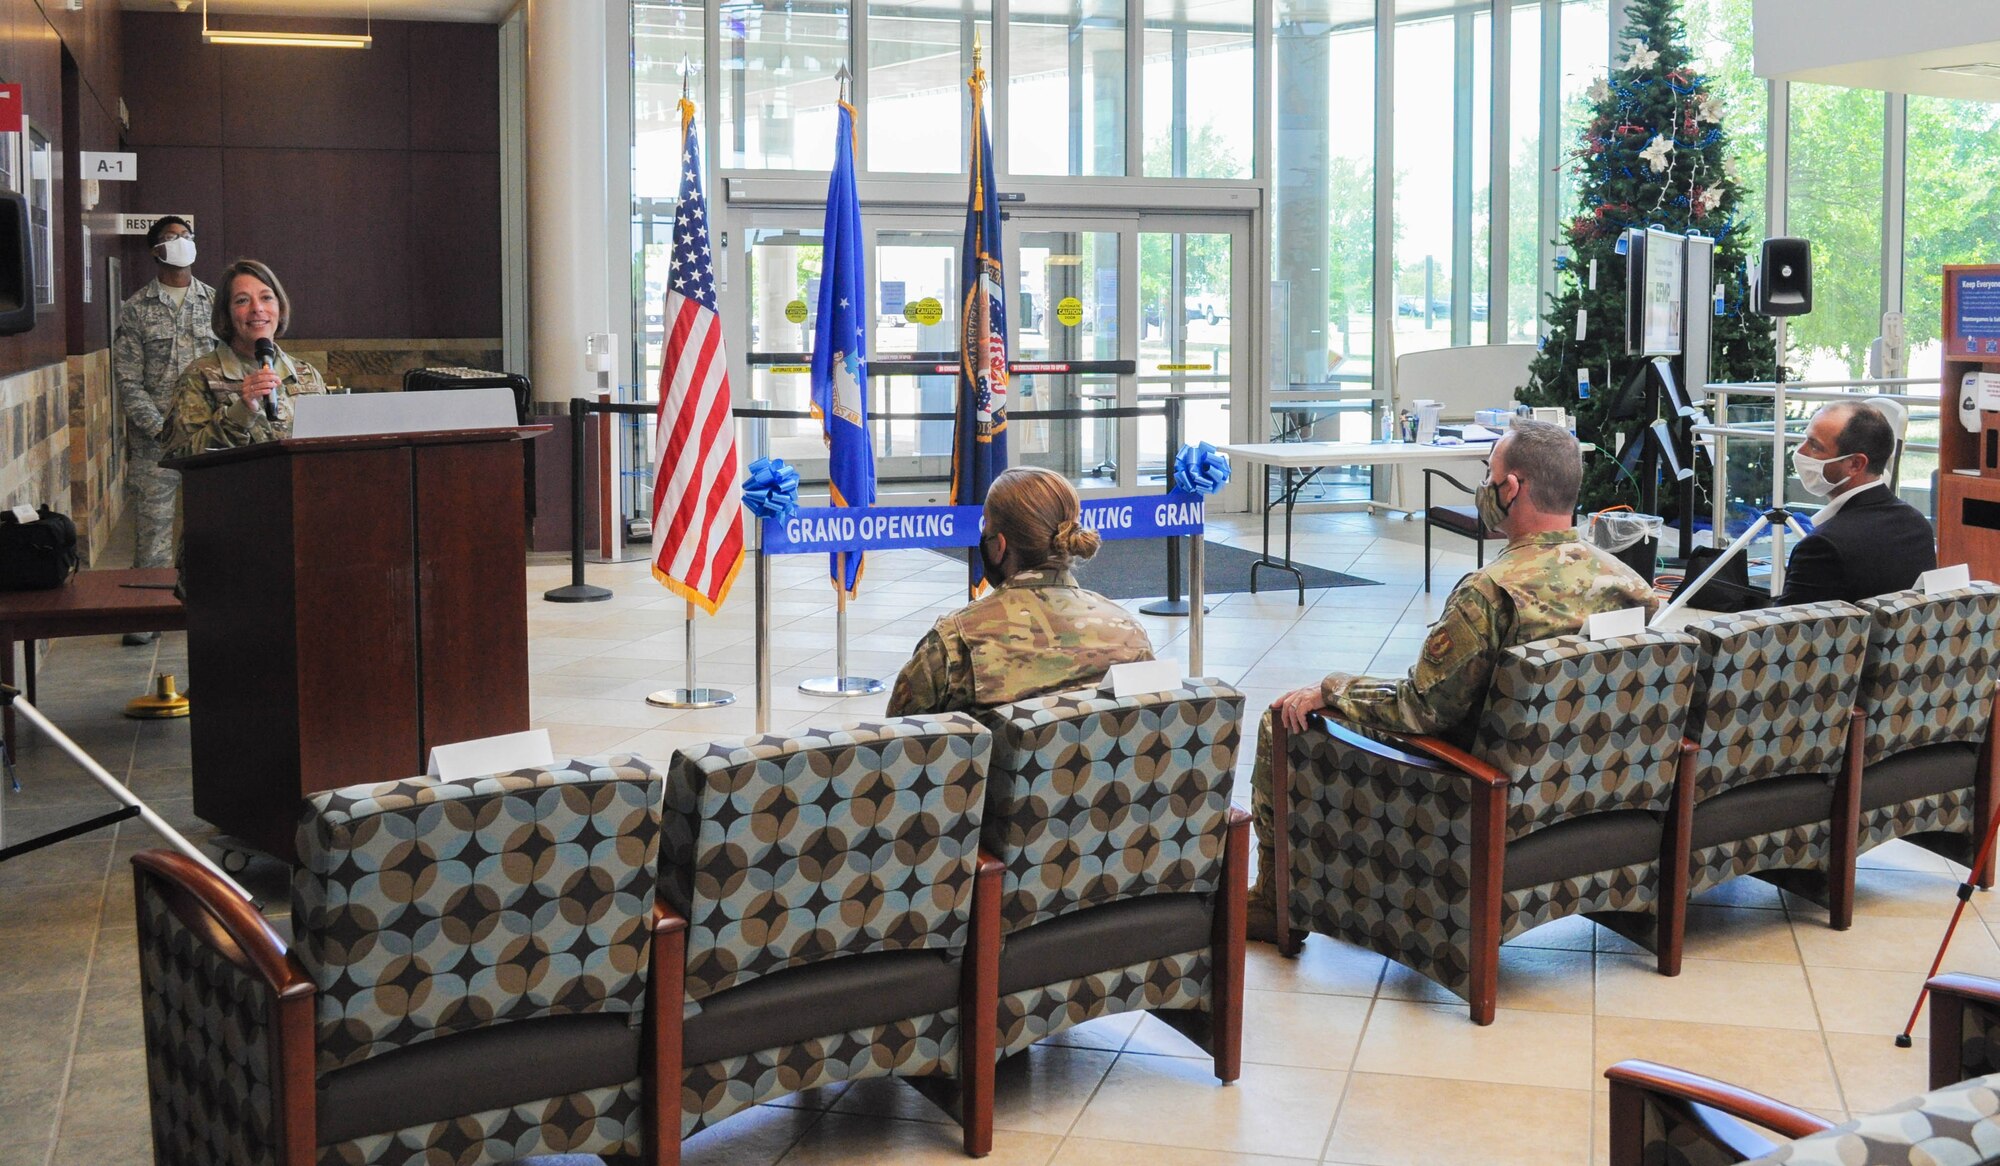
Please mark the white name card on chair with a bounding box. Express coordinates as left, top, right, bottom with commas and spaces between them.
1921, 564, 1972, 594
1585, 607, 1648, 641
1108, 659, 1184, 700
427, 729, 554, 782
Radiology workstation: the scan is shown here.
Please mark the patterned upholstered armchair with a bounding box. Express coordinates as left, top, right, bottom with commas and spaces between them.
132, 756, 670, 1166
1838, 585, 2000, 927
658, 715, 1000, 1159
1274, 631, 1699, 1024
974, 681, 1248, 1079
1679, 602, 1870, 921
1606, 974, 2000, 1165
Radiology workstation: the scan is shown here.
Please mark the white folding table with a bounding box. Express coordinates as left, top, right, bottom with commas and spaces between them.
1217, 440, 1495, 603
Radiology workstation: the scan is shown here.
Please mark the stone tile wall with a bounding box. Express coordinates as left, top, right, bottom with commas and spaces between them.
283, 338, 506, 394
66, 351, 122, 567
0, 360, 73, 536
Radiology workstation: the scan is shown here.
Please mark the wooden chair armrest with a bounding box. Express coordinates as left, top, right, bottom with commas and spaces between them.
1359, 724, 1510, 789
1276, 708, 1509, 790
1605, 1060, 1835, 1141
1927, 972, 2000, 1008
653, 900, 689, 935
131, 849, 311, 1000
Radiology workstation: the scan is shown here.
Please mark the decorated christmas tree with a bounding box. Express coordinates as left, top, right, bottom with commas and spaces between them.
1518, 0, 1775, 519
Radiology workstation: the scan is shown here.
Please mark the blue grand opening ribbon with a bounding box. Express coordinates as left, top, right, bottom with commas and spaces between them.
741, 457, 801, 520
1173, 442, 1231, 496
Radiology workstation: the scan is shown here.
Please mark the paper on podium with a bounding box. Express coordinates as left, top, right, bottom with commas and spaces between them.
427, 729, 555, 782
292, 387, 518, 439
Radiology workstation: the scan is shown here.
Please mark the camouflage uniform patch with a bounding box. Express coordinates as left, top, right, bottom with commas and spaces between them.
885, 566, 1157, 717
1250, 529, 1660, 897
161, 344, 330, 461
112, 279, 216, 567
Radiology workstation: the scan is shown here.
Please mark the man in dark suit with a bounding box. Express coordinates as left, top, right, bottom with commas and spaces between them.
1770, 401, 1935, 606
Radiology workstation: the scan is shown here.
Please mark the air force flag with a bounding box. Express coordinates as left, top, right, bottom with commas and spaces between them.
811, 98, 877, 596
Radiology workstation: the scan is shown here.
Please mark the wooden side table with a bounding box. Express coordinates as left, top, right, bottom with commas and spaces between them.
0, 568, 187, 754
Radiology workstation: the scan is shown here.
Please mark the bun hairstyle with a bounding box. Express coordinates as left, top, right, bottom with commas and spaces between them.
1051, 518, 1101, 562
985, 466, 1100, 571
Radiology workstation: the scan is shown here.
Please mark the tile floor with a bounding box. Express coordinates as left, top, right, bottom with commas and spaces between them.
1, 508, 1993, 1166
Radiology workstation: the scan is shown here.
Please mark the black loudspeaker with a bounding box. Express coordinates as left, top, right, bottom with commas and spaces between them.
1757, 236, 1813, 317
0, 193, 30, 336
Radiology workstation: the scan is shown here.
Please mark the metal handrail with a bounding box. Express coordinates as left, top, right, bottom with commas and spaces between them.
1710, 377, 1940, 389
1707, 386, 1942, 405
1704, 375, 1946, 551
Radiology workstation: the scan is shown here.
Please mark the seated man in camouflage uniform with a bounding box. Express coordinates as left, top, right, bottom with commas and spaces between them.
1246, 419, 1659, 941
888, 465, 1155, 716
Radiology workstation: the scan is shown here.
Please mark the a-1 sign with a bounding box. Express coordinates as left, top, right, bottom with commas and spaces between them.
80, 152, 136, 180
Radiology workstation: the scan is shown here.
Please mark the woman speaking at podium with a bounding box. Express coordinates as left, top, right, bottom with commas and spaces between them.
162, 259, 327, 458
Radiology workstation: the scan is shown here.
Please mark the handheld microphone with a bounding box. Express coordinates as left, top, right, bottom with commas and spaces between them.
253, 338, 278, 421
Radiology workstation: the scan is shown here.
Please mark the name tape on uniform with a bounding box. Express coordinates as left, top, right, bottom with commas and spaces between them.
760, 492, 1207, 556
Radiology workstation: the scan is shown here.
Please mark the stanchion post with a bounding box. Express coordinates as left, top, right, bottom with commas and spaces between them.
543, 396, 613, 603
756, 547, 771, 733
1189, 532, 1205, 676
1141, 396, 1198, 617
751, 400, 772, 733
597, 390, 616, 561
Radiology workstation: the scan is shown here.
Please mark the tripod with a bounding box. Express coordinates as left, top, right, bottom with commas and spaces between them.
1648, 507, 1809, 628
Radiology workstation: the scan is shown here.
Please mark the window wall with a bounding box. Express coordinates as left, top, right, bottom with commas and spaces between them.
1903, 95, 2000, 380
631, 0, 2000, 472
1786, 82, 1885, 377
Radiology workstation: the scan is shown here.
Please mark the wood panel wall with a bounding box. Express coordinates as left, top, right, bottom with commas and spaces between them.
121, 12, 499, 341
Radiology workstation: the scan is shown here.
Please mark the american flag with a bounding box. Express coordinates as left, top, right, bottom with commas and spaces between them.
651, 100, 744, 614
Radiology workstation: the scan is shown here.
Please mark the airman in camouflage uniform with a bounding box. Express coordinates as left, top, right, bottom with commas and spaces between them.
111, 231, 215, 570
161, 344, 328, 459
886, 565, 1156, 716
1246, 420, 1661, 938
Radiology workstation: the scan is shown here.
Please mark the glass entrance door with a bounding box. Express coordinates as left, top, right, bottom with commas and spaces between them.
1137, 218, 1246, 482
729, 205, 1251, 503
1013, 222, 1129, 491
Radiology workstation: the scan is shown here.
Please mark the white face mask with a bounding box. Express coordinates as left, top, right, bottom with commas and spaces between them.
1792, 449, 1849, 498
155, 236, 196, 268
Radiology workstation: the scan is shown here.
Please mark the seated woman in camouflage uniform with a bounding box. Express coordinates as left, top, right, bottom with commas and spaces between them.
162, 259, 328, 459
887, 465, 1156, 717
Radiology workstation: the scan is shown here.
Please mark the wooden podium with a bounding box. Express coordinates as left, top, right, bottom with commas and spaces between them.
171, 425, 545, 858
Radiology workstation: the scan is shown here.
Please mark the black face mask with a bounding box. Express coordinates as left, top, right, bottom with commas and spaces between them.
980, 532, 1008, 586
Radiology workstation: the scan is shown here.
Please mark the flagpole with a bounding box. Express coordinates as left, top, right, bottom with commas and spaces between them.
646, 598, 734, 709
645, 62, 739, 711
800, 552, 888, 700
800, 65, 884, 700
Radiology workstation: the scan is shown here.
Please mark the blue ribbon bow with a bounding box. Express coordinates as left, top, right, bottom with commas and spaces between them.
1173, 442, 1231, 496
740, 457, 801, 520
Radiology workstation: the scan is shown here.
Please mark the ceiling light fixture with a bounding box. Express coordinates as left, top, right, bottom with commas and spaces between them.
202, 0, 373, 50
1926, 62, 2000, 79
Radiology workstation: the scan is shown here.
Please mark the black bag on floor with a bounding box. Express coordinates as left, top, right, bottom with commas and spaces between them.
0, 505, 80, 590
